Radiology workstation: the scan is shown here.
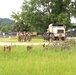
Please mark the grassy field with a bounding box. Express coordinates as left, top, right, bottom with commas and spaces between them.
0, 36, 44, 42
0, 45, 76, 75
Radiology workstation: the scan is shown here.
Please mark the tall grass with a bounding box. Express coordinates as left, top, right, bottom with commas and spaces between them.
0, 46, 76, 75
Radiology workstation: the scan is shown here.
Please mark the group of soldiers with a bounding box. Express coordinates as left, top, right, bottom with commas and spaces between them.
17, 31, 32, 42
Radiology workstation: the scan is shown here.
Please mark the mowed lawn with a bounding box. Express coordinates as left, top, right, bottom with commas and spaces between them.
0, 45, 76, 75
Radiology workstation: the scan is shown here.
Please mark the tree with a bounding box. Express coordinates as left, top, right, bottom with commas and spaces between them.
1, 26, 11, 33
70, 0, 76, 17
21, 0, 52, 32
12, 11, 30, 32
12, 0, 75, 32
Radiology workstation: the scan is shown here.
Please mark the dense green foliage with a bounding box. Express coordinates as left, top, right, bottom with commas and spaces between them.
12, 0, 76, 32
0, 18, 15, 32
0, 46, 76, 75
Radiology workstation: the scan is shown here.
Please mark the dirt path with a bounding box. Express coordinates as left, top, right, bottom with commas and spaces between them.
0, 42, 49, 46
0, 37, 75, 46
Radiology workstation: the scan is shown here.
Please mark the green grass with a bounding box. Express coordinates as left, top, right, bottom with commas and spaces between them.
0, 37, 18, 42
0, 36, 44, 42
0, 46, 76, 75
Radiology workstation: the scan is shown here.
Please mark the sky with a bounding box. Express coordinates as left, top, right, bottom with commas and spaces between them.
0, 0, 76, 23
0, 0, 23, 19
71, 17, 76, 23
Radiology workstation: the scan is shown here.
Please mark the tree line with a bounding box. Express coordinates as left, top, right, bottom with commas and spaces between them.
0, 18, 15, 32
11, 0, 76, 32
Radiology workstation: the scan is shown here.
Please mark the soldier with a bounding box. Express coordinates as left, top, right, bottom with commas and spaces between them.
18, 31, 21, 42
4, 45, 11, 52
27, 32, 32, 42
43, 32, 50, 41
18, 31, 23, 42
23, 31, 27, 42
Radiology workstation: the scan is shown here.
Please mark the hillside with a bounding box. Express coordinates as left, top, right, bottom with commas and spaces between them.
0, 18, 15, 26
